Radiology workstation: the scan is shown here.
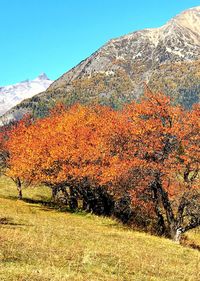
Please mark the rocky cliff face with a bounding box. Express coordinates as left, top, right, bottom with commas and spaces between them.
2, 6, 200, 124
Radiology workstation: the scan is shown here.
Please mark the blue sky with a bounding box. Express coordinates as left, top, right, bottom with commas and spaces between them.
0, 0, 199, 85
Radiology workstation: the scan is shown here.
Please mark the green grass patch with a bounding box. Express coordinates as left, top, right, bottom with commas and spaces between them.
0, 176, 200, 281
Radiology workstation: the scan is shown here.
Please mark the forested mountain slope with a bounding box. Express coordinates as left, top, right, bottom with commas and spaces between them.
2, 6, 200, 123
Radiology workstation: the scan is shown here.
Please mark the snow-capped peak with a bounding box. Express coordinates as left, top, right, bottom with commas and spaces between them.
0, 74, 54, 116
34, 72, 50, 81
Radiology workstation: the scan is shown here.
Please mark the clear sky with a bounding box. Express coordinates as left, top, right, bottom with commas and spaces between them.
0, 0, 199, 86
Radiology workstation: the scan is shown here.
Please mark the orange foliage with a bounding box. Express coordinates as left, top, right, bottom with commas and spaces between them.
6, 92, 199, 193
5, 89, 200, 237
5, 91, 199, 231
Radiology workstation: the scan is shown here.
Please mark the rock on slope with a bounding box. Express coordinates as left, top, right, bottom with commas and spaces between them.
2, 6, 200, 123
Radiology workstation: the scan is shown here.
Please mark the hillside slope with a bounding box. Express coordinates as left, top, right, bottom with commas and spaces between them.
0, 176, 200, 281
1, 6, 200, 123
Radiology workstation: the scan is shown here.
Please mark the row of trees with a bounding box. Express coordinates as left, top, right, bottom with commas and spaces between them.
0, 90, 199, 242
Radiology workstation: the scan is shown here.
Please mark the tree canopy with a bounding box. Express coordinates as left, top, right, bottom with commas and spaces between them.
3, 90, 200, 241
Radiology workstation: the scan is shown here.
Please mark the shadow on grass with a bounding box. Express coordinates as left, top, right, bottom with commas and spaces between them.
181, 236, 200, 252
0, 217, 31, 227
2, 194, 200, 252
20, 197, 86, 216
2, 257, 20, 263
3, 194, 87, 216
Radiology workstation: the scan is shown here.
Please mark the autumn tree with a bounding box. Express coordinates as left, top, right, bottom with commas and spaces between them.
6, 104, 115, 212
99, 89, 199, 241
3, 117, 34, 199
5, 92, 199, 239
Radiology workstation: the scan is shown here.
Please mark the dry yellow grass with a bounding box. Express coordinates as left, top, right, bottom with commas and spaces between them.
0, 176, 200, 281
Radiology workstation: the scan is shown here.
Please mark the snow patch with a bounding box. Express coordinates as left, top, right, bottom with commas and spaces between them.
0, 74, 53, 116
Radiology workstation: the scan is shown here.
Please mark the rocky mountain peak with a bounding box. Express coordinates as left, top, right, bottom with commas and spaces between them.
1, 6, 200, 125
168, 6, 200, 35
35, 73, 50, 81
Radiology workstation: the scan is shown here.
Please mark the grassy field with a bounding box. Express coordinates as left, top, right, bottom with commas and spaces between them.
0, 176, 200, 281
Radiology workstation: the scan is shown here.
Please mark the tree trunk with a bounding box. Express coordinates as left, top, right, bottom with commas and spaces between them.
82, 197, 91, 212
60, 186, 69, 205
151, 180, 166, 235
156, 178, 177, 239
69, 186, 78, 210
170, 227, 183, 243
61, 186, 68, 198
51, 187, 58, 202
16, 178, 22, 200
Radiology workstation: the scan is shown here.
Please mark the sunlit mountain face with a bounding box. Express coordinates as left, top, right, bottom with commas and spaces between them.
1, 6, 200, 124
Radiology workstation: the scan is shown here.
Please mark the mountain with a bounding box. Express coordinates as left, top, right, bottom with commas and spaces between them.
1, 6, 200, 124
0, 73, 53, 116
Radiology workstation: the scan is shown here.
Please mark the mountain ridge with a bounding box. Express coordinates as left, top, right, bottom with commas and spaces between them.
0, 73, 53, 117
1, 6, 200, 124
